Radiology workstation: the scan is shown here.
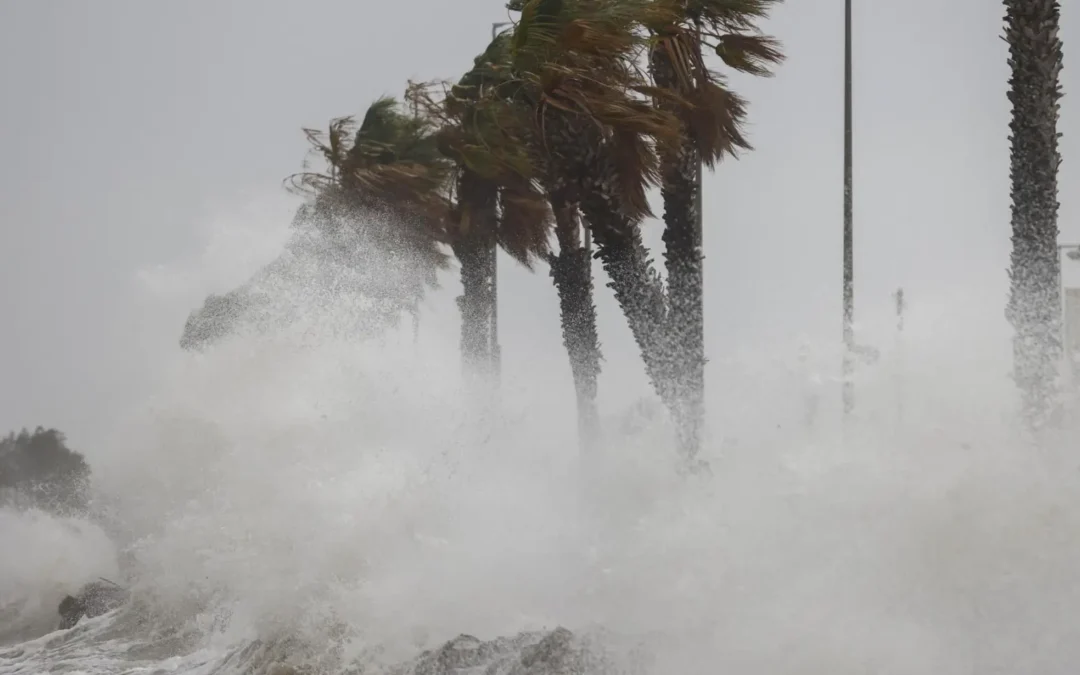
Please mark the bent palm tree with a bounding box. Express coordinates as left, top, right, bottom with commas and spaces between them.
413, 29, 606, 446
503, 0, 690, 451
1003, 0, 1064, 429
643, 0, 783, 459
181, 99, 452, 349
501, 0, 780, 465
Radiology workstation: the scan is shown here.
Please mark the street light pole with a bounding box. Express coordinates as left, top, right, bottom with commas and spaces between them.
895, 288, 905, 424
842, 0, 855, 417
489, 21, 512, 382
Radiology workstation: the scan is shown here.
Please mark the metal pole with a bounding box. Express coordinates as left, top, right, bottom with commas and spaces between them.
695, 22, 705, 420
842, 0, 855, 417
490, 22, 512, 383
895, 288, 904, 424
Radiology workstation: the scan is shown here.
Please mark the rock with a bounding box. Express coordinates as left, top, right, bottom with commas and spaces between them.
57, 581, 128, 630
397, 628, 626, 675
408, 632, 539, 675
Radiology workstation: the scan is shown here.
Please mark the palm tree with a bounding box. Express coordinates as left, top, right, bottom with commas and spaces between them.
499, 0, 780, 465
642, 0, 783, 458
287, 101, 454, 309
420, 36, 555, 387
1003, 0, 1064, 429
413, 33, 606, 444
501, 0, 696, 456
449, 32, 602, 445
182, 99, 452, 350
548, 190, 602, 446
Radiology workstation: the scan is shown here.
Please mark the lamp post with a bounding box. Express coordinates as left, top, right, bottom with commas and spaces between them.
895, 288, 905, 424
842, 0, 855, 418
489, 21, 512, 381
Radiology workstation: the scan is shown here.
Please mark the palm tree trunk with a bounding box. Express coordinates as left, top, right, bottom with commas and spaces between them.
578, 185, 677, 414
455, 238, 489, 374
651, 45, 706, 462
658, 141, 705, 461
548, 197, 601, 449
454, 169, 499, 385
1003, 0, 1064, 429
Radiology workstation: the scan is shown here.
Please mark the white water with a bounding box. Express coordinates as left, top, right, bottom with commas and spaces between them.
3, 203, 1080, 675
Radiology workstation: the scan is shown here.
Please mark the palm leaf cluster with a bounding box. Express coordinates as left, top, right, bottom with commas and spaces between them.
185, 0, 783, 460
285, 99, 454, 281
319, 0, 779, 456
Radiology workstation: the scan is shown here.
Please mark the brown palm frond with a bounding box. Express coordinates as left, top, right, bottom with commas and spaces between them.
501, 0, 686, 226
350, 164, 453, 223
643, 0, 783, 164
610, 128, 660, 219
498, 178, 553, 267
283, 171, 335, 197
283, 95, 455, 291
653, 31, 701, 93
687, 79, 751, 165
685, 0, 779, 32
301, 117, 357, 174
713, 33, 784, 76
591, 93, 680, 147
283, 117, 358, 194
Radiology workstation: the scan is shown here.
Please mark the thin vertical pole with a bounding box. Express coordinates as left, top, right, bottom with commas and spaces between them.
695, 66, 704, 409
842, 0, 855, 417
692, 120, 705, 455
895, 288, 904, 424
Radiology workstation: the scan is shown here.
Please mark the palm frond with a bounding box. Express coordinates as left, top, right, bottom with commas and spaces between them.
497, 178, 553, 267
610, 128, 660, 219
686, 0, 780, 31
714, 33, 784, 76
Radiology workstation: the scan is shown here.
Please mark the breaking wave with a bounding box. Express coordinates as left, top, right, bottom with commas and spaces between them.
4, 200, 1080, 675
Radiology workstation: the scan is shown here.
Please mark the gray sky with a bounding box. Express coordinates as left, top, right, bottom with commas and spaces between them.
1, 0, 1078, 449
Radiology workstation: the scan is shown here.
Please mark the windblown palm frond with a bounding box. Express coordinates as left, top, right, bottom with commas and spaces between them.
506, 0, 682, 221
284, 116, 357, 195
285, 96, 456, 280
408, 33, 555, 269
644, 0, 784, 166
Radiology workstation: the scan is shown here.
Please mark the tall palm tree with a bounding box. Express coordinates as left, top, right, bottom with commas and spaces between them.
501, 0, 697, 456
500, 0, 779, 465
443, 32, 601, 445
181, 99, 452, 350
412, 33, 605, 444
423, 36, 555, 386
642, 0, 783, 458
548, 190, 602, 446
1003, 0, 1064, 429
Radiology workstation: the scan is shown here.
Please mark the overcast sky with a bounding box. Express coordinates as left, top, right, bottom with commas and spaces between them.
1, 1, 1078, 449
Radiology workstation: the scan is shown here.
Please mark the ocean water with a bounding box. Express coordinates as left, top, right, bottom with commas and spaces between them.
3, 207, 1080, 675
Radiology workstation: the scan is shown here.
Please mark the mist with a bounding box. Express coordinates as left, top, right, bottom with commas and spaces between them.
3, 1, 1080, 674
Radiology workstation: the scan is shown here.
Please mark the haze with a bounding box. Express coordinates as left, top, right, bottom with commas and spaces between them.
1, 0, 1078, 448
